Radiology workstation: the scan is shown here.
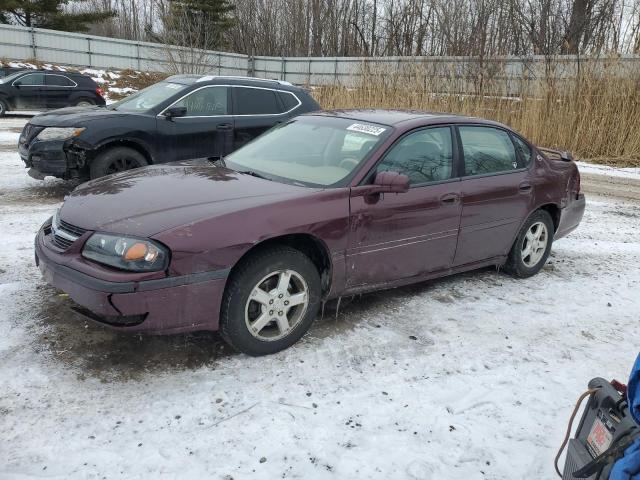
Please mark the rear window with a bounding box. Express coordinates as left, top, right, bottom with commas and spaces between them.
278, 91, 300, 111
235, 87, 281, 115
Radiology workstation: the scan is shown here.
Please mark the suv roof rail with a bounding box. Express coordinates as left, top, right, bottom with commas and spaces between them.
196, 75, 293, 86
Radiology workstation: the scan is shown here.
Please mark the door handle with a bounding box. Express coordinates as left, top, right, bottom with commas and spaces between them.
217, 123, 233, 131
440, 193, 460, 205
518, 182, 532, 193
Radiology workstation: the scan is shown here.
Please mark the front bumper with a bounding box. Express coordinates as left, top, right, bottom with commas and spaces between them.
35, 224, 229, 334
20, 139, 70, 178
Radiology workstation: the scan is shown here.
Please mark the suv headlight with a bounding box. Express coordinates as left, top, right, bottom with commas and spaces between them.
35, 127, 85, 141
82, 233, 169, 272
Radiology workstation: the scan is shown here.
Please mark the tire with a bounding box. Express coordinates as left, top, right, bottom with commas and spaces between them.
89, 146, 148, 179
75, 98, 95, 107
0, 99, 7, 117
220, 246, 321, 356
504, 209, 554, 278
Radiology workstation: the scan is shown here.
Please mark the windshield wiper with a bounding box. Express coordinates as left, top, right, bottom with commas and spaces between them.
237, 170, 271, 181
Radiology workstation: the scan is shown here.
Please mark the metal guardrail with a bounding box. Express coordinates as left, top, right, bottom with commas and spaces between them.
2, 23, 640, 93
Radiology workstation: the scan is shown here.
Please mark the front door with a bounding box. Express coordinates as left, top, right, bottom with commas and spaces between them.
12, 73, 46, 109
157, 85, 233, 161
347, 126, 462, 287
232, 86, 286, 151
453, 125, 535, 266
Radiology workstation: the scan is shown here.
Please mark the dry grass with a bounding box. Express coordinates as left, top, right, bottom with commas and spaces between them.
313, 64, 640, 167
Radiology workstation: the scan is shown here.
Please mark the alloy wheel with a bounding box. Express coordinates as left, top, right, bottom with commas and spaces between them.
244, 269, 309, 341
105, 156, 141, 174
521, 221, 548, 268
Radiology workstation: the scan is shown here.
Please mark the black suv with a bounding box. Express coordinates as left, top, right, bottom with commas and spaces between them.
0, 70, 105, 116
19, 75, 321, 180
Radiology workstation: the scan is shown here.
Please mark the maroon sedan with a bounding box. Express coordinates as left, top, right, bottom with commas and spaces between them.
35, 110, 585, 355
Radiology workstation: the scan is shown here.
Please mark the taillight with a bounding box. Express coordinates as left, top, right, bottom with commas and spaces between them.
96, 87, 104, 97
575, 170, 581, 198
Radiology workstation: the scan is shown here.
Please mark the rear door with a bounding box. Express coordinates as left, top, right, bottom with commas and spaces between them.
157, 85, 233, 161
44, 74, 76, 108
12, 73, 46, 109
231, 86, 286, 151
452, 125, 534, 266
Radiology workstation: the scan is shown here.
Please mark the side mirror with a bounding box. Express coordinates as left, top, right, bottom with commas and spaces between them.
352, 171, 410, 197
560, 150, 574, 162
13, 81, 21, 88
163, 106, 187, 119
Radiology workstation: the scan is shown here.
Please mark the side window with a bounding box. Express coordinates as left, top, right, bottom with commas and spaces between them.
278, 91, 300, 111
235, 87, 281, 115
511, 134, 533, 167
16, 73, 44, 86
46, 75, 75, 87
173, 86, 229, 116
459, 126, 519, 176
376, 127, 454, 185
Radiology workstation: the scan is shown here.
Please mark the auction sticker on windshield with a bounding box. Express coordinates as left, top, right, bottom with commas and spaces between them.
346, 123, 387, 136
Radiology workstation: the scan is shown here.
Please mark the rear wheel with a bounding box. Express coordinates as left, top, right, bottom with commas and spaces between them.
75, 98, 95, 107
0, 99, 7, 117
504, 210, 554, 278
89, 146, 148, 179
220, 246, 321, 356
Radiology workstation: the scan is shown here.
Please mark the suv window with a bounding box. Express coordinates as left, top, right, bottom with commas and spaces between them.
278, 91, 300, 111
173, 86, 229, 116
459, 126, 520, 176
376, 127, 454, 185
235, 87, 281, 115
46, 75, 76, 87
16, 73, 44, 86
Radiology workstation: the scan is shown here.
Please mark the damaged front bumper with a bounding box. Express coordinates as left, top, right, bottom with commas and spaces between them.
34, 220, 229, 334
20, 139, 89, 179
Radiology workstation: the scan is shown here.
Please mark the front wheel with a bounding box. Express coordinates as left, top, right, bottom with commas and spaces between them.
504, 210, 554, 278
220, 246, 321, 356
89, 146, 148, 179
0, 99, 8, 117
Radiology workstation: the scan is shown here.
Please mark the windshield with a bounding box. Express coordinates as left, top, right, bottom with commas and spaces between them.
224, 116, 392, 187
110, 82, 188, 112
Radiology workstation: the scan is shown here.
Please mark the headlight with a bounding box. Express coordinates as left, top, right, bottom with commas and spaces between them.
35, 127, 85, 141
82, 233, 169, 272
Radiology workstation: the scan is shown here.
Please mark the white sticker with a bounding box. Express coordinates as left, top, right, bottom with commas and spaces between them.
346, 123, 387, 136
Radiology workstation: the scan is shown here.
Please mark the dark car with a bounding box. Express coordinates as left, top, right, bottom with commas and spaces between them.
35, 109, 585, 355
0, 70, 105, 116
19, 75, 320, 180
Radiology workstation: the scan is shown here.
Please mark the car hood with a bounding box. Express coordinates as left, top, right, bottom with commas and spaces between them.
30, 106, 144, 127
59, 163, 311, 237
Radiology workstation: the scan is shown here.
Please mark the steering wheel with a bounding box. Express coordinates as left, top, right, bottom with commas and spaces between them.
339, 157, 359, 170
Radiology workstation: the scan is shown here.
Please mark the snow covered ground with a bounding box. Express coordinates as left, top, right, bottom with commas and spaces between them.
1, 117, 639, 479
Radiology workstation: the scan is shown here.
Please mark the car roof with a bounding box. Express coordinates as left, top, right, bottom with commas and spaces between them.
308, 109, 507, 129
164, 74, 301, 90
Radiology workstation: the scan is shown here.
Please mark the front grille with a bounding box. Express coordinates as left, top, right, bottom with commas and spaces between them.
53, 234, 74, 250
19, 123, 45, 146
50, 217, 88, 251
59, 219, 87, 237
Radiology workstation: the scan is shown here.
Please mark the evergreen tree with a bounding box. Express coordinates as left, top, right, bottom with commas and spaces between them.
0, 0, 116, 32
166, 0, 234, 50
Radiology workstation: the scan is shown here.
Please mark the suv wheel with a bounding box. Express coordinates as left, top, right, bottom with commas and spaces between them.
75, 98, 95, 107
0, 99, 7, 117
220, 246, 321, 356
504, 210, 554, 278
90, 146, 148, 179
